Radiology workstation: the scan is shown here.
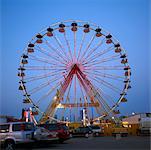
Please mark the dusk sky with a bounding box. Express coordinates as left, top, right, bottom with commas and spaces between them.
0, 0, 150, 119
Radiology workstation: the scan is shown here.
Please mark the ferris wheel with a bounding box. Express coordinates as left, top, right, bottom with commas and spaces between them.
18, 20, 131, 124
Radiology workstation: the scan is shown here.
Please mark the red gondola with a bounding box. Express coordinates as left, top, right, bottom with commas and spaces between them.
71, 26, 77, 32
47, 31, 53, 37
36, 38, 43, 44
59, 27, 65, 33
28, 48, 34, 53
96, 32, 102, 37
36, 34, 43, 43
47, 27, 53, 37
106, 39, 112, 44
115, 48, 121, 53
83, 28, 90, 33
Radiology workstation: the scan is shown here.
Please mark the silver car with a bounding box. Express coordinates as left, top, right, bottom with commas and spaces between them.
0, 122, 35, 150
34, 127, 58, 141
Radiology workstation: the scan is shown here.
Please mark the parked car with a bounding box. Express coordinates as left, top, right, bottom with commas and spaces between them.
34, 126, 58, 142
89, 125, 102, 136
39, 123, 70, 143
71, 126, 93, 138
0, 122, 35, 150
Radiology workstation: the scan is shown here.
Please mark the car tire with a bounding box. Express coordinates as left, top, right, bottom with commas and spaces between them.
95, 132, 99, 136
59, 138, 64, 143
4, 140, 15, 150
85, 133, 89, 138
70, 133, 73, 138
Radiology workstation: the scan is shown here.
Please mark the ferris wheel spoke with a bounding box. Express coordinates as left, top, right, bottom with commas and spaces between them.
77, 76, 87, 104
62, 78, 73, 121
25, 70, 63, 82
84, 54, 121, 67
88, 75, 121, 93
35, 45, 67, 65
89, 82, 113, 112
44, 39, 68, 63
73, 31, 77, 62
66, 77, 73, 103
24, 66, 65, 73
36, 82, 61, 105
82, 46, 115, 65
63, 32, 73, 62
79, 34, 96, 62
85, 69, 125, 79
91, 80, 119, 107
53, 34, 70, 62
25, 66, 66, 71
82, 37, 106, 64
74, 75, 80, 122
84, 70, 124, 82
96, 77, 121, 93
64, 75, 74, 121
28, 76, 63, 95
95, 91, 112, 114
74, 75, 77, 106
98, 87, 117, 106
77, 33, 86, 61
28, 55, 62, 66
84, 65, 124, 71
82, 74, 113, 112
87, 84, 111, 115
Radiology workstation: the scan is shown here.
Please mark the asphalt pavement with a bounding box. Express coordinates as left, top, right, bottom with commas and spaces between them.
2, 136, 149, 150
31, 136, 150, 150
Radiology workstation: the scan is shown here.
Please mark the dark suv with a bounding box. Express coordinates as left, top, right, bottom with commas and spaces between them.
71, 126, 93, 138
39, 123, 70, 143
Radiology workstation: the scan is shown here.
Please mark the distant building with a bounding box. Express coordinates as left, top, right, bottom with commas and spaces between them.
122, 113, 151, 135
122, 113, 151, 125
122, 114, 140, 124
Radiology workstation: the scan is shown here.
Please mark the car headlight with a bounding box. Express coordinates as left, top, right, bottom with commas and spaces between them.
34, 131, 37, 136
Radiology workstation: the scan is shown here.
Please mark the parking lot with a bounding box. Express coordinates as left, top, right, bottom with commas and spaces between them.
14, 136, 150, 150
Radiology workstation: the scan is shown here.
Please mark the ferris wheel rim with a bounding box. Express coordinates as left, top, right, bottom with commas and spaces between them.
18, 20, 131, 123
